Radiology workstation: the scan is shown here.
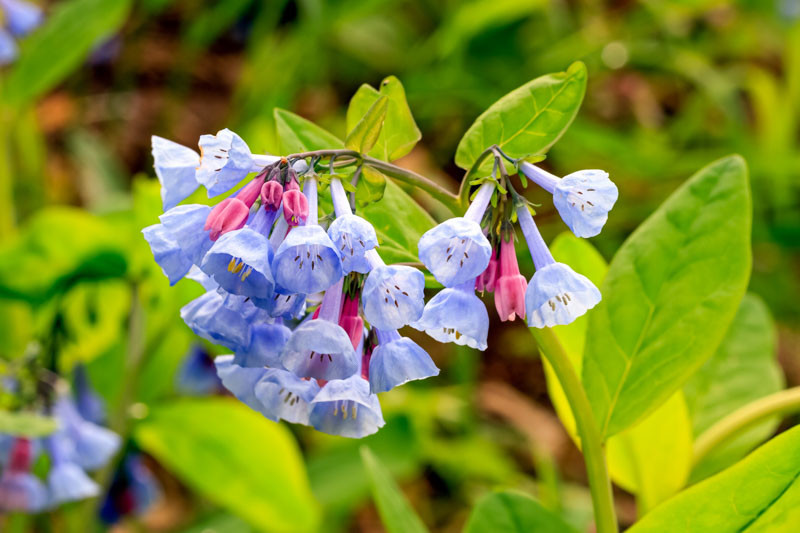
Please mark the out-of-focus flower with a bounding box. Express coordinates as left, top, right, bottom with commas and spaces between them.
0, 438, 48, 513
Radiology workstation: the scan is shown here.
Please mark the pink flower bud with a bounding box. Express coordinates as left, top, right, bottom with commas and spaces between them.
204, 197, 249, 241
8, 438, 32, 473
476, 251, 499, 293
237, 178, 264, 207
282, 189, 309, 226
260, 181, 283, 211
494, 234, 526, 321
284, 178, 300, 192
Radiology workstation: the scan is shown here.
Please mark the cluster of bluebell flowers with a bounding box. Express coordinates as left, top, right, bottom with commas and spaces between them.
0, 0, 42, 65
144, 128, 616, 438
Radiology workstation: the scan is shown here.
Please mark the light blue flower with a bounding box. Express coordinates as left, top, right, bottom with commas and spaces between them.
0, 469, 48, 512
201, 227, 274, 300
53, 398, 120, 472
272, 225, 343, 295
368, 330, 439, 393
418, 218, 492, 287
519, 163, 618, 238
214, 355, 270, 416
181, 291, 263, 352
44, 436, 100, 507
196, 129, 256, 197
328, 214, 378, 274
254, 290, 306, 319
234, 321, 292, 368
159, 204, 213, 265
280, 319, 358, 380
73, 364, 106, 425
151, 136, 201, 211
185, 265, 219, 291
309, 376, 384, 438
253, 369, 320, 425
0, 29, 16, 64
142, 223, 192, 285
175, 346, 222, 396
412, 280, 489, 351
0, 0, 42, 36
362, 262, 425, 331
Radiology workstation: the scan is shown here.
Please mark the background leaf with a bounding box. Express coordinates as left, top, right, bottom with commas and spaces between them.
345, 95, 388, 154
464, 490, 578, 533
274, 108, 344, 154
455, 62, 587, 173
135, 397, 320, 533
628, 424, 800, 532
360, 447, 429, 533
1, 0, 133, 107
582, 155, 752, 438
0, 411, 58, 437
684, 293, 784, 481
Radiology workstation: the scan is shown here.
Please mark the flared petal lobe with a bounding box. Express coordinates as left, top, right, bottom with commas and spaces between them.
362, 265, 425, 330
552, 170, 618, 238
280, 320, 358, 380
151, 136, 200, 211
196, 129, 255, 196
369, 332, 439, 393
525, 262, 601, 328
327, 214, 379, 274
272, 225, 342, 295
412, 282, 489, 351
309, 376, 384, 438
418, 217, 492, 287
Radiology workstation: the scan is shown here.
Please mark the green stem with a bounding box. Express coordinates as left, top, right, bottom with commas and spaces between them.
531, 328, 618, 533
693, 387, 800, 467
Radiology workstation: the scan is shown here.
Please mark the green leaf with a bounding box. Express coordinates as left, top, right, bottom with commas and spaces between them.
360, 180, 436, 263
455, 62, 587, 173
360, 447, 429, 533
543, 233, 692, 513
345, 95, 388, 154
273, 108, 344, 154
684, 293, 784, 481
1, 0, 133, 107
628, 424, 800, 532
345, 77, 422, 161
135, 398, 320, 533
582, 155, 752, 438
0, 410, 58, 437
464, 490, 578, 533
356, 166, 388, 207
0, 207, 129, 304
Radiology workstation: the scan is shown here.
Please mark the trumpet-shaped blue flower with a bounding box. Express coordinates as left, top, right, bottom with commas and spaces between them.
142, 224, 193, 285
53, 398, 120, 472
214, 355, 270, 415
181, 291, 264, 352
418, 182, 494, 287
157, 203, 213, 265
234, 321, 292, 368
254, 290, 306, 319
368, 330, 439, 393
516, 204, 601, 327
254, 369, 320, 425
362, 254, 425, 330
0, 0, 42, 36
151, 136, 201, 210
519, 163, 618, 238
100, 453, 161, 525
0, 438, 47, 512
0, 29, 16, 64
309, 375, 384, 438
201, 228, 274, 300
73, 364, 106, 425
327, 178, 378, 273
412, 279, 489, 351
280, 319, 358, 380
272, 225, 342, 294
44, 436, 100, 506
196, 129, 260, 197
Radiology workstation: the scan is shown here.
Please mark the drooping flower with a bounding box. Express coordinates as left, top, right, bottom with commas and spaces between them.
475, 246, 498, 293
0, 0, 42, 66
142, 224, 193, 285
151, 136, 201, 211
253, 369, 321, 425
412, 279, 489, 351
368, 329, 439, 393
327, 178, 378, 274
361, 251, 425, 331
214, 355, 270, 415
175, 345, 224, 396
195, 129, 275, 197
52, 397, 120, 472
204, 197, 249, 241
201, 227, 274, 300
418, 182, 494, 287
516, 204, 601, 327
519, 163, 618, 238
181, 291, 266, 352
0, 438, 48, 512
100, 453, 161, 525
309, 375, 385, 439
234, 320, 292, 368
282, 176, 308, 227
143, 204, 213, 284
493, 230, 527, 322
44, 435, 100, 507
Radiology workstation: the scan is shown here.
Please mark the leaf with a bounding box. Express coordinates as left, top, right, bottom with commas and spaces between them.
684, 293, 784, 481
273, 108, 344, 154
360, 447, 429, 533
455, 62, 587, 173
345, 95, 388, 154
1, 0, 133, 107
0, 207, 129, 304
0, 411, 58, 437
135, 398, 320, 533
582, 155, 752, 438
543, 234, 692, 513
345, 77, 422, 161
356, 166, 388, 207
464, 490, 578, 533
627, 424, 800, 532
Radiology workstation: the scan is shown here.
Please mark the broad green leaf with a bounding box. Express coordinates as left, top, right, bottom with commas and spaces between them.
345, 77, 422, 161
455, 62, 587, 173
582, 155, 752, 438
464, 490, 578, 533
361, 447, 429, 533
135, 398, 319, 533
345, 95, 388, 154
0, 207, 128, 304
542, 233, 692, 513
628, 424, 800, 532
356, 166, 388, 207
361, 180, 436, 263
273, 108, 344, 154
684, 293, 784, 481
0, 411, 58, 437
1, 0, 133, 107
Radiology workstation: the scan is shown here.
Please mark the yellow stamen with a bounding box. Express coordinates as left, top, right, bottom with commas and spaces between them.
227, 257, 237, 272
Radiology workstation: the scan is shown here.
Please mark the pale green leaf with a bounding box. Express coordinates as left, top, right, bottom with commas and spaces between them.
274, 108, 344, 154
0, 411, 58, 437
455, 62, 587, 173
345, 95, 388, 154
464, 490, 578, 533
582, 155, 752, 438
135, 398, 320, 533
628, 424, 800, 532
357, 166, 388, 207
684, 293, 784, 481
361, 447, 429, 533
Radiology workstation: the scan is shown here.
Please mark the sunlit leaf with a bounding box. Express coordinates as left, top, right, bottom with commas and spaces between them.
0, 410, 58, 437
345, 95, 388, 154
361, 447, 429, 533
274, 108, 344, 154
464, 490, 577, 533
